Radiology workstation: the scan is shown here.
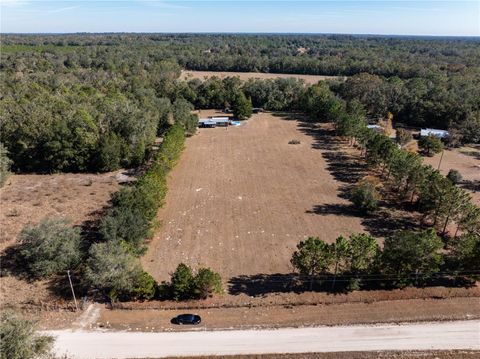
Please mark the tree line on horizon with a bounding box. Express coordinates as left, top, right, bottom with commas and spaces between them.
1, 33, 479, 175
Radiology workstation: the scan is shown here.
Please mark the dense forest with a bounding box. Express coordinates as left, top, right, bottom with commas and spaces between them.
3, 34, 480, 77
1, 34, 479, 174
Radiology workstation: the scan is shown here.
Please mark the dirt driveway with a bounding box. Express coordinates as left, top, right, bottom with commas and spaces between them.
142, 112, 365, 281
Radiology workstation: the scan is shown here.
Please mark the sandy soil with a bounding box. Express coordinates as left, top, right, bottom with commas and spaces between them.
181, 70, 342, 84
423, 148, 480, 205
0, 172, 120, 251
0, 171, 120, 323
142, 111, 365, 281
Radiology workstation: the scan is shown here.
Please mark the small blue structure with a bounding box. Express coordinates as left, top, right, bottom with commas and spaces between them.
420, 128, 449, 139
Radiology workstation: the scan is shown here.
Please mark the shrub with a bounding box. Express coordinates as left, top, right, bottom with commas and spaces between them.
99, 207, 151, 256
291, 237, 333, 290
382, 229, 444, 287
112, 175, 167, 222
451, 233, 480, 273
84, 241, 143, 302
193, 268, 223, 299
170, 263, 194, 300
447, 169, 462, 184
232, 91, 253, 121
130, 271, 158, 300
95, 133, 125, 172
350, 179, 380, 213
17, 217, 82, 278
395, 128, 413, 147
160, 264, 223, 300
0, 142, 12, 187
288, 139, 301, 145
173, 98, 198, 136
0, 310, 54, 359
418, 135, 444, 156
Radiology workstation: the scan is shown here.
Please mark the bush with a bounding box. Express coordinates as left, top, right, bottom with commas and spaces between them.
99, 207, 151, 256
288, 139, 301, 145
95, 133, 125, 172
193, 267, 223, 299
451, 233, 480, 272
395, 128, 413, 147
350, 179, 380, 213
382, 229, 444, 287
160, 263, 223, 300
84, 241, 143, 302
447, 169, 462, 184
100, 124, 184, 256
0, 311, 54, 359
17, 217, 82, 278
232, 91, 253, 121
173, 98, 198, 136
130, 271, 158, 300
170, 263, 194, 300
418, 135, 444, 156
0, 142, 12, 187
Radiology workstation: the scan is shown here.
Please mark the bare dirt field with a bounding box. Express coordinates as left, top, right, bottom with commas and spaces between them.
181, 70, 342, 85
423, 148, 480, 205
142, 111, 365, 281
0, 172, 120, 325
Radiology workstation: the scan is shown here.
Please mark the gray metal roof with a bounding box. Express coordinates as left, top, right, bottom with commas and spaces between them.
420, 128, 449, 138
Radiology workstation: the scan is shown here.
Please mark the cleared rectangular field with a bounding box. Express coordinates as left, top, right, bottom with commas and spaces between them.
142, 111, 364, 281
180, 70, 342, 84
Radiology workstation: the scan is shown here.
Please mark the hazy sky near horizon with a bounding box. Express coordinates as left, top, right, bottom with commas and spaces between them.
1, 1, 479, 36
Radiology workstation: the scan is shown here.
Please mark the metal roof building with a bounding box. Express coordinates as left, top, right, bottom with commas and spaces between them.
420, 128, 449, 138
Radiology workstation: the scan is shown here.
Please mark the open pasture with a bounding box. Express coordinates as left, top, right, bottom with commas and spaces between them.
143, 111, 364, 281
181, 70, 342, 85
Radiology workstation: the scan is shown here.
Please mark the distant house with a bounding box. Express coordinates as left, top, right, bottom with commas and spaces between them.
420, 128, 449, 139
209, 116, 230, 127
198, 117, 231, 128
198, 119, 217, 128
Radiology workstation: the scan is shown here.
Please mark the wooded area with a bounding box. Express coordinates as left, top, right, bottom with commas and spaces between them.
1, 34, 479, 175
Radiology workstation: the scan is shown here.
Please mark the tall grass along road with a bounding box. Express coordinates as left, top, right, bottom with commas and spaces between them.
47, 320, 479, 359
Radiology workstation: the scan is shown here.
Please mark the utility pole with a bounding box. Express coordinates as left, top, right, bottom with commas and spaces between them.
437, 149, 445, 171
67, 270, 79, 312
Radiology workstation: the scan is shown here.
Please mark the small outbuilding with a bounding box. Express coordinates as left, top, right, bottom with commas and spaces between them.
198, 119, 217, 128
420, 128, 449, 139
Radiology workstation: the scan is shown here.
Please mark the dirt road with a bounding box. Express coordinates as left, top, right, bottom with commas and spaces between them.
48, 320, 480, 359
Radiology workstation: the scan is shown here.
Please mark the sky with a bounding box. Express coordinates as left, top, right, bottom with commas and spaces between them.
1, 0, 479, 36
